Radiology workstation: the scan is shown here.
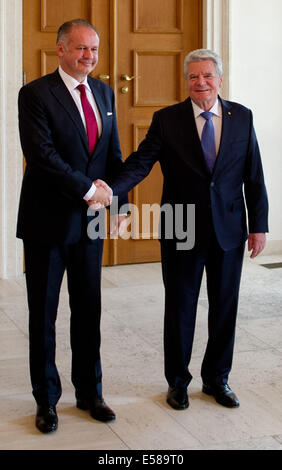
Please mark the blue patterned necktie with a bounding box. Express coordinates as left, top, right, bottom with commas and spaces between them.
201, 111, 216, 172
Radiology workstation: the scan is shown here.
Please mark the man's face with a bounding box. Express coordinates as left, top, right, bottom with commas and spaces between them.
186, 60, 222, 110
57, 26, 99, 81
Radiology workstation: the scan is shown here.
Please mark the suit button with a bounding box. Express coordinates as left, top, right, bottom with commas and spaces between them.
210, 182, 214, 188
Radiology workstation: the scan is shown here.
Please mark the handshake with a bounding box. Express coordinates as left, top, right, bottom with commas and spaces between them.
85, 179, 127, 237
86, 179, 113, 210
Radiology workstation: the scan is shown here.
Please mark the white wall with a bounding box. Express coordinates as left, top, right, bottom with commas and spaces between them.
0, 0, 23, 278
229, 0, 282, 252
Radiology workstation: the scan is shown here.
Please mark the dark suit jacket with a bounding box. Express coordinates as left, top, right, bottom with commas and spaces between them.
17, 69, 127, 244
111, 97, 268, 250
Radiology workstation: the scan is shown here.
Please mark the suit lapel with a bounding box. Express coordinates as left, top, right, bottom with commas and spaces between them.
212, 97, 233, 176
48, 70, 89, 153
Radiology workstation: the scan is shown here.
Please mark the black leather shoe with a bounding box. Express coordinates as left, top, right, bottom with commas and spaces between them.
202, 383, 240, 408
77, 397, 116, 422
35, 405, 58, 433
167, 387, 189, 410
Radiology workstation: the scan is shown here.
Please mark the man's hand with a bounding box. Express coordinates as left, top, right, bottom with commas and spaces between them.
110, 214, 128, 238
248, 233, 266, 258
87, 179, 113, 210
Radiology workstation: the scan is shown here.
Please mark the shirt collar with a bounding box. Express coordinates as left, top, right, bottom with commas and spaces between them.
191, 98, 221, 118
58, 66, 90, 91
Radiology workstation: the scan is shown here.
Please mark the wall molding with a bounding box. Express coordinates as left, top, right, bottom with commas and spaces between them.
0, 0, 23, 278
202, 0, 230, 99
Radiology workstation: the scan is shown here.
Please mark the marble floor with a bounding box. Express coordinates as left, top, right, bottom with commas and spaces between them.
0, 254, 282, 451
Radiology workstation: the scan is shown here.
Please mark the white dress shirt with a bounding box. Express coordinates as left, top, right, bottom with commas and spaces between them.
58, 66, 101, 200
191, 98, 222, 156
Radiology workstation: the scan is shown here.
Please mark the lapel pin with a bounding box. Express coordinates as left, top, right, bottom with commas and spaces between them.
228, 111, 232, 115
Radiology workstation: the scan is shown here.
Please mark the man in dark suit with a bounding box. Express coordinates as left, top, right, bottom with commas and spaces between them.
109, 49, 269, 411
17, 19, 127, 433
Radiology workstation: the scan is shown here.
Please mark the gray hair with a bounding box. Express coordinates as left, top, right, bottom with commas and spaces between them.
56, 18, 100, 45
184, 49, 223, 78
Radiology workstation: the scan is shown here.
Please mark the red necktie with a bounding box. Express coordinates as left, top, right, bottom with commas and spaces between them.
77, 84, 98, 156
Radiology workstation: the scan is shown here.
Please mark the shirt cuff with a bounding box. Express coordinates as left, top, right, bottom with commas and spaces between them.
83, 183, 96, 201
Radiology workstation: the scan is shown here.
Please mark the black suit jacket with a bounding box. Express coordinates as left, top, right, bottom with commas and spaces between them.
17, 69, 127, 244
111, 97, 268, 250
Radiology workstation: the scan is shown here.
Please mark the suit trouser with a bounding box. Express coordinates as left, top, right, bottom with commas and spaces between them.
161, 235, 245, 389
24, 237, 104, 406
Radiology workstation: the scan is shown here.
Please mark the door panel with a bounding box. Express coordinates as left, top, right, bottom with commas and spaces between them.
41, 0, 90, 31
134, 50, 183, 106
23, 0, 202, 265
134, 0, 183, 33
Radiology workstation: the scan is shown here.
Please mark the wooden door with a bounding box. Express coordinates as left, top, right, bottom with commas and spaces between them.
23, 0, 202, 265
113, 0, 202, 264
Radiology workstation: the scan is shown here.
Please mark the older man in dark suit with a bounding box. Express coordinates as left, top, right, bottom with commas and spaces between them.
109, 49, 269, 411
17, 19, 127, 433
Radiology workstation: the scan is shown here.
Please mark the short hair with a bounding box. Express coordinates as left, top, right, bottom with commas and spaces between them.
184, 49, 223, 78
56, 18, 99, 44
